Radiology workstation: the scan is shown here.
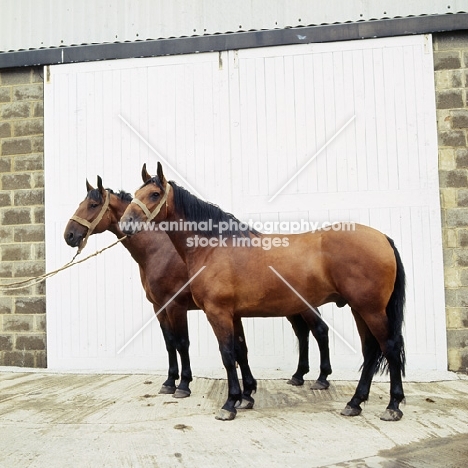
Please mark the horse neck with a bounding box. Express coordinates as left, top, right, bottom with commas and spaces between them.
162, 203, 225, 269
107, 195, 173, 267
162, 206, 195, 264
106, 195, 129, 239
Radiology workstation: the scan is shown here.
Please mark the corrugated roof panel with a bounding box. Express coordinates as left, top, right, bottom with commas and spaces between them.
0, 0, 467, 53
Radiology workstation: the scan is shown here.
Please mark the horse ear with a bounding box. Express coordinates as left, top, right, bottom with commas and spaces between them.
141, 163, 151, 183
157, 162, 167, 185
97, 175, 105, 195
86, 179, 95, 192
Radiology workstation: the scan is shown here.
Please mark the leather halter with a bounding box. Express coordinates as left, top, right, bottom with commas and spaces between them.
70, 190, 111, 253
131, 183, 171, 222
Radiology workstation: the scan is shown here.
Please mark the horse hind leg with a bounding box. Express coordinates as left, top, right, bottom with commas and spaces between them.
306, 309, 332, 390
286, 314, 310, 386
379, 333, 405, 421
341, 311, 381, 417
233, 317, 256, 410
288, 310, 332, 390
344, 309, 405, 421
380, 235, 406, 421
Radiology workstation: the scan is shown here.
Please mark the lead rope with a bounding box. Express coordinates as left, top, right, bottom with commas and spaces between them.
0, 236, 127, 291
0, 190, 125, 291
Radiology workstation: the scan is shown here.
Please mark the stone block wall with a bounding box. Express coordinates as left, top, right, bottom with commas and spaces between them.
0, 68, 46, 367
433, 31, 468, 372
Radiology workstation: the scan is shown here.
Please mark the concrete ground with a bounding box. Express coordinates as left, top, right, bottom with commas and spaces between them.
0, 368, 467, 468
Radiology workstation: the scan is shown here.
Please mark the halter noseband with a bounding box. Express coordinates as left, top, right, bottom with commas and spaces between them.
131, 183, 171, 222
70, 189, 111, 254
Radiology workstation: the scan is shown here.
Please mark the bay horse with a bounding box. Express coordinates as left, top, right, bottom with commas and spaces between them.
120, 163, 406, 422
64, 176, 332, 401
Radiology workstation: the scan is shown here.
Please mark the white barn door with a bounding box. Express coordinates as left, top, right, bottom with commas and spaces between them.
228, 36, 445, 373
45, 53, 232, 373
45, 34, 446, 376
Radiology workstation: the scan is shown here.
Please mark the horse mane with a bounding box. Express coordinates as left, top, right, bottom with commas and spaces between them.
143, 177, 257, 238
87, 188, 133, 203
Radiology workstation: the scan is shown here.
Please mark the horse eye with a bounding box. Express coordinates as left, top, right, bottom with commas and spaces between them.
90, 203, 99, 208
152, 192, 160, 199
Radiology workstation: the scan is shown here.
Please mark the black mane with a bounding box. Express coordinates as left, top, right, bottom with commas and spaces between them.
144, 177, 257, 238
87, 188, 133, 203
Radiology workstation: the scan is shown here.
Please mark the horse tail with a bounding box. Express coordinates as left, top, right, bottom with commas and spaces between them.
375, 236, 406, 376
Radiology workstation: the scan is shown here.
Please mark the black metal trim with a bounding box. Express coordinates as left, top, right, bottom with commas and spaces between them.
1, 13, 467, 69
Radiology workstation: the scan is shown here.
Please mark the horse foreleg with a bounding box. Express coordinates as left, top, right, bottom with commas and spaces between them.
168, 302, 192, 399
233, 317, 256, 409
209, 314, 242, 421
157, 309, 179, 394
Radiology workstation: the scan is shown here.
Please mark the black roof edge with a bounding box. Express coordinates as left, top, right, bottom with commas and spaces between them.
1, 13, 467, 69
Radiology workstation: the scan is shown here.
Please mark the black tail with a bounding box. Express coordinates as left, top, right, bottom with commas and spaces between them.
374, 236, 406, 376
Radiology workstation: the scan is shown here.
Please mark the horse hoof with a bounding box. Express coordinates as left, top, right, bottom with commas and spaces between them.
173, 388, 191, 399
340, 405, 362, 417
235, 397, 255, 410
310, 380, 330, 390
159, 385, 176, 395
380, 408, 403, 421
287, 377, 304, 386
215, 409, 236, 421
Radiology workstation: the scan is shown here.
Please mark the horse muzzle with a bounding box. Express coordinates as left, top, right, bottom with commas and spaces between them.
64, 229, 83, 248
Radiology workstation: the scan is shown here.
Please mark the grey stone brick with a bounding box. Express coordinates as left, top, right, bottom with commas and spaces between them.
0, 156, 11, 172
0, 102, 30, 119
0, 335, 13, 351
2, 351, 35, 367
448, 209, 468, 227
456, 249, 468, 266
436, 90, 464, 109
13, 119, 43, 137
452, 110, 468, 129
13, 84, 43, 101
439, 130, 466, 147
14, 154, 44, 171
31, 136, 43, 153
0, 122, 11, 138
0, 192, 11, 207
0, 87, 11, 103
434, 50, 461, 71
3, 316, 33, 332
1, 138, 32, 156
14, 261, 45, 278
0, 70, 31, 85
447, 328, 468, 348
0, 297, 12, 314
16, 335, 45, 351
32, 101, 43, 117
1, 207, 32, 225
439, 170, 467, 188
15, 297, 45, 315
1, 173, 32, 190
14, 225, 45, 242
33, 206, 44, 224
14, 189, 44, 206
459, 229, 468, 246
0, 244, 32, 261
456, 149, 468, 168
435, 32, 468, 51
